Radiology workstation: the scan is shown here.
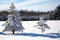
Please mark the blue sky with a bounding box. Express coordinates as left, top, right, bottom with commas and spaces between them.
0, 0, 60, 11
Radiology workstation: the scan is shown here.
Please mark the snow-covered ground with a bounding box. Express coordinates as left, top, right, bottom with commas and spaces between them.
0, 21, 60, 40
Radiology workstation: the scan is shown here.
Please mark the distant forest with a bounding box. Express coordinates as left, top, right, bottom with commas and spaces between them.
0, 5, 60, 21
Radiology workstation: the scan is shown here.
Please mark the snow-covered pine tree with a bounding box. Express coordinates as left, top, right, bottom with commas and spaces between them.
3, 3, 24, 34
34, 16, 50, 33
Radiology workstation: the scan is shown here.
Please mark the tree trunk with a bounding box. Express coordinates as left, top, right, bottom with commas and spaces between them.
12, 29, 15, 34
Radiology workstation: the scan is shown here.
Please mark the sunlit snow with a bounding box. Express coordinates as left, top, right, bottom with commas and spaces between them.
0, 21, 60, 40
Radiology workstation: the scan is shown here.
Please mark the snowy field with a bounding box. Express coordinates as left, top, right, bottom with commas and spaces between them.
0, 21, 60, 40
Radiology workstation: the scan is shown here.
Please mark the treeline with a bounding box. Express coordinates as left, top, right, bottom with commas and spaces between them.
47, 5, 60, 20
0, 11, 9, 21
0, 5, 60, 21
0, 10, 48, 21
19, 10, 48, 16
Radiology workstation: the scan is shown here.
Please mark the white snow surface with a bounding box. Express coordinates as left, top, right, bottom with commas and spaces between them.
0, 20, 60, 40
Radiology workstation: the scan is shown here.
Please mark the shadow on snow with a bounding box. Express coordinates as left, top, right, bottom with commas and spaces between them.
14, 33, 60, 38
0, 32, 60, 38
0, 32, 6, 35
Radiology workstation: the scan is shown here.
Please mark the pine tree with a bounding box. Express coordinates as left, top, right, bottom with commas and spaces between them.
2, 3, 24, 34
34, 16, 50, 33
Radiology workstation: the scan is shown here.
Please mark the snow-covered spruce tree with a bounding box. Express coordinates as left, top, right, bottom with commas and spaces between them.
3, 3, 24, 34
34, 16, 50, 33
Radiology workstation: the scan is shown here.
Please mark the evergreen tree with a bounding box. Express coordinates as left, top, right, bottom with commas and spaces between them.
2, 3, 24, 34
34, 16, 50, 33
55, 5, 60, 19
